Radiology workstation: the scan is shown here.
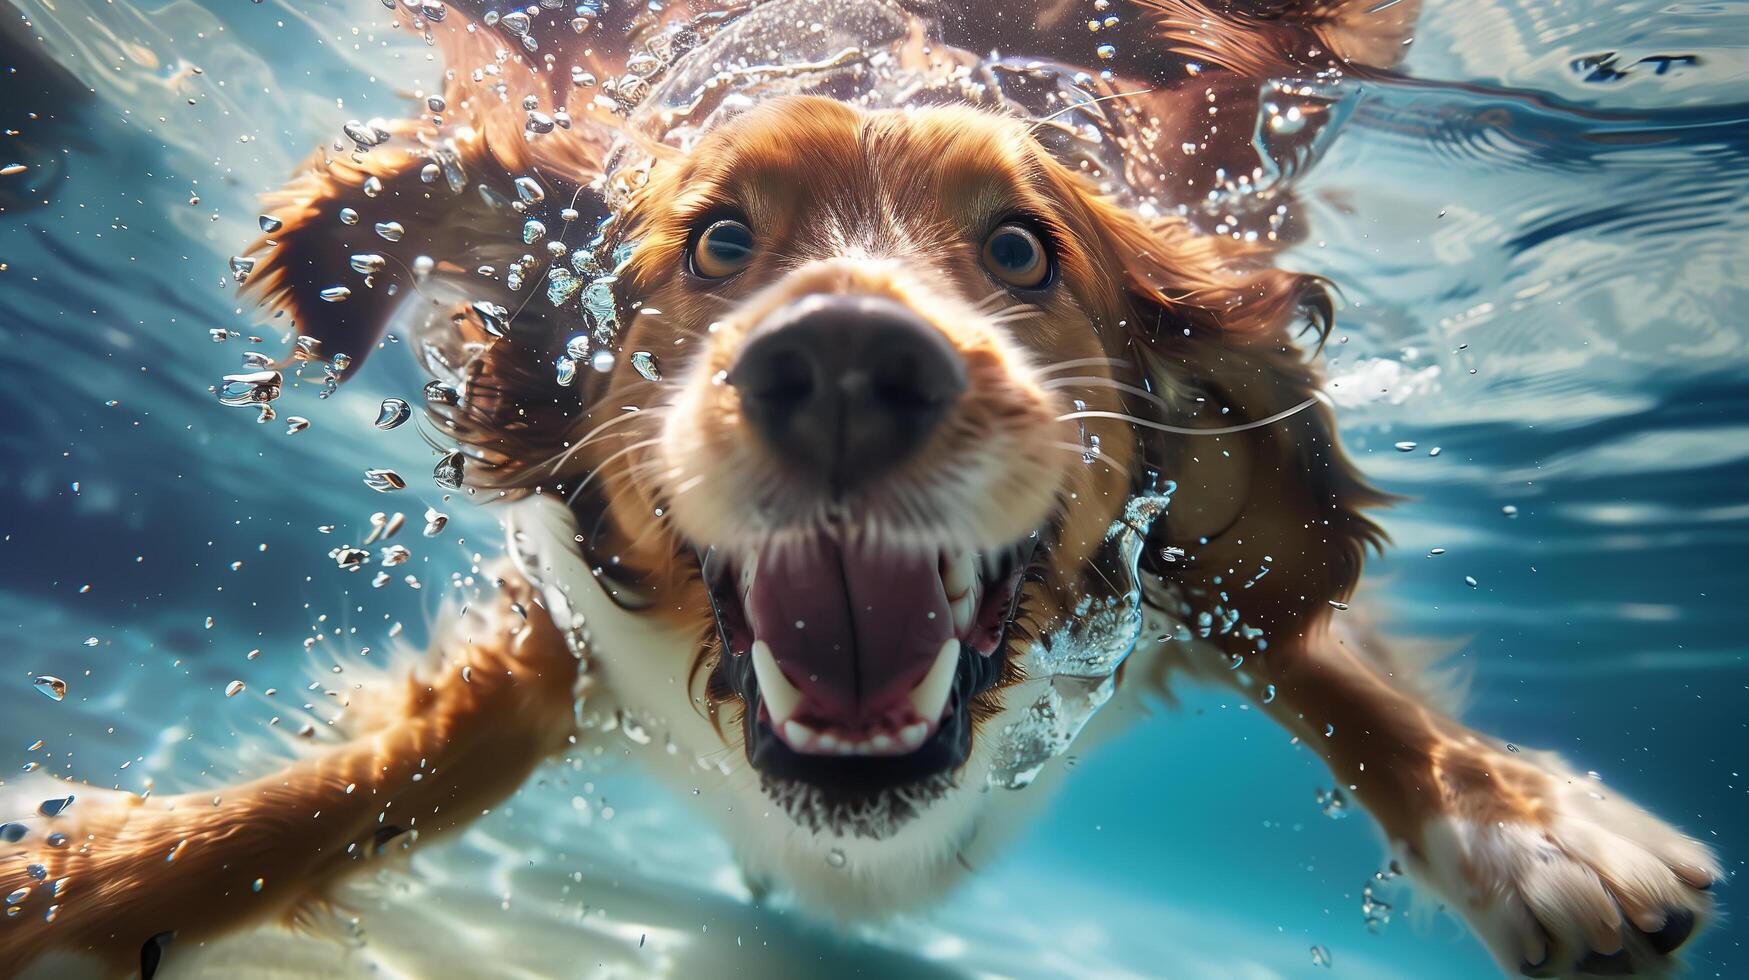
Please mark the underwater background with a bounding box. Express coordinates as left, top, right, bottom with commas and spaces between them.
1, 0, 1745, 976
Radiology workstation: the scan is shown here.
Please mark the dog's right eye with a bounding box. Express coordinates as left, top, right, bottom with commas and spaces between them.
690, 219, 756, 279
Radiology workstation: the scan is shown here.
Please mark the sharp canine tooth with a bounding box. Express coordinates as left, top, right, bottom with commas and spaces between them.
950, 595, 974, 636
943, 549, 976, 599
899, 722, 930, 748
751, 640, 803, 724
740, 551, 758, 597
908, 638, 960, 723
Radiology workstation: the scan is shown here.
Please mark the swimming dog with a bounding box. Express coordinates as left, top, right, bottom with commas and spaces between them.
1, 2, 1718, 976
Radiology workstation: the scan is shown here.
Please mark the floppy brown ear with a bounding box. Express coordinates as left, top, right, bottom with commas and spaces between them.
1070, 194, 1390, 648
238, 1, 621, 373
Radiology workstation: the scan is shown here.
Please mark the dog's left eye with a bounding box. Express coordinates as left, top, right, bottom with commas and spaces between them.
690, 218, 756, 279
981, 222, 1051, 289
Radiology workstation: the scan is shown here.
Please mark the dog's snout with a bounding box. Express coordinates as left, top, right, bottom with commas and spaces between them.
729, 294, 966, 492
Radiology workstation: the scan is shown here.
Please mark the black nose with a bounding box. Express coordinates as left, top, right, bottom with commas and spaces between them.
729, 294, 966, 493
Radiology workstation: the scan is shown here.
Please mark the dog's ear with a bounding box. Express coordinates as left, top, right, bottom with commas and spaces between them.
238, 1, 622, 374
1060, 185, 1389, 645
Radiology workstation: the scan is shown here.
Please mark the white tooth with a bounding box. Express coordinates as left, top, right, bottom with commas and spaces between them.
816, 732, 840, 752
899, 722, 930, 749
752, 640, 803, 724
950, 595, 974, 637
836, 741, 856, 756
907, 638, 960, 723
783, 719, 816, 749
739, 551, 759, 597
943, 549, 976, 600
870, 733, 894, 753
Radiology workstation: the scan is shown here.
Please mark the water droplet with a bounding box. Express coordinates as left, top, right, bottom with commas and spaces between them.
349, 253, 386, 274
1096, 43, 1116, 60
0, 824, 26, 843
216, 370, 283, 407
362, 176, 383, 198
229, 255, 256, 283
523, 219, 546, 244
1393, 441, 1417, 452
364, 469, 407, 492
423, 380, 460, 405
33, 676, 67, 701
375, 398, 412, 429
319, 285, 352, 303
630, 351, 662, 381
252, 877, 265, 892
374, 221, 405, 242
514, 176, 545, 205
37, 796, 74, 817
1501, 504, 1518, 518
1316, 787, 1347, 819
258, 215, 283, 234
1310, 944, 1333, 968
339, 207, 359, 225
423, 508, 449, 537
285, 416, 310, 434
225, 680, 246, 697
1464, 575, 1479, 589
825, 848, 847, 868
433, 450, 465, 490
343, 119, 382, 150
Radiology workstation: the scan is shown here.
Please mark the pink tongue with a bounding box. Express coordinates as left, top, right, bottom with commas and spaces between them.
744, 534, 952, 724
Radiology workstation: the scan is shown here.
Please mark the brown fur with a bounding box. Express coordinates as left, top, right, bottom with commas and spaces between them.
1, 573, 578, 974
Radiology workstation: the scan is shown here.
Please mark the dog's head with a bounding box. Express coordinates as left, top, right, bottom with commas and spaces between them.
552, 95, 1361, 852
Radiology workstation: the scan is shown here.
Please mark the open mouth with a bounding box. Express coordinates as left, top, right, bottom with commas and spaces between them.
704, 529, 1033, 810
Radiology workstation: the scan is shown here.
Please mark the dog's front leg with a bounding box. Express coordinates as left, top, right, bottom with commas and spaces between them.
1242, 624, 1718, 977
0, 569, 581, 978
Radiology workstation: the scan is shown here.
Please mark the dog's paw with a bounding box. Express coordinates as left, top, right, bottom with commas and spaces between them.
1405, 746, 1719, 977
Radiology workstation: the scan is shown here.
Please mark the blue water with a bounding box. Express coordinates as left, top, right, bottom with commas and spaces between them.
2, 1, 1745, 976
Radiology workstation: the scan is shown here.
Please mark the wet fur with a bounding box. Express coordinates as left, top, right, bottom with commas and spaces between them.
2, 2, 1719, 977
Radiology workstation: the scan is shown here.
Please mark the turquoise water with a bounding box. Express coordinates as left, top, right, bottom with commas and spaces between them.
2, 1, 1745, 976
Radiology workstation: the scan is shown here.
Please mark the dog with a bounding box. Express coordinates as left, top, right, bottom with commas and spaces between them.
1, 1, 1719, 976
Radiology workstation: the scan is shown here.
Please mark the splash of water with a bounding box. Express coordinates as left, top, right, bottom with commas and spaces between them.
988, 486, 1174, 789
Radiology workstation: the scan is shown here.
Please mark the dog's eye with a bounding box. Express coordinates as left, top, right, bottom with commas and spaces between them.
690, 218, 755, 279
981, 222, 1051, 289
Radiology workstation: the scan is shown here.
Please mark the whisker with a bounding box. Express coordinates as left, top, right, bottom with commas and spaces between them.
985, 305, 1046, 326
1042, 375, 1174, 413
1034, 356, 1130, 376
972, 289, 1011, 313
1057, 398, 1320, 436
1026, 88, 1155, 132
565, 437, 663, 506
537, 406, 659, 475
1046, 442, 1132, 478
